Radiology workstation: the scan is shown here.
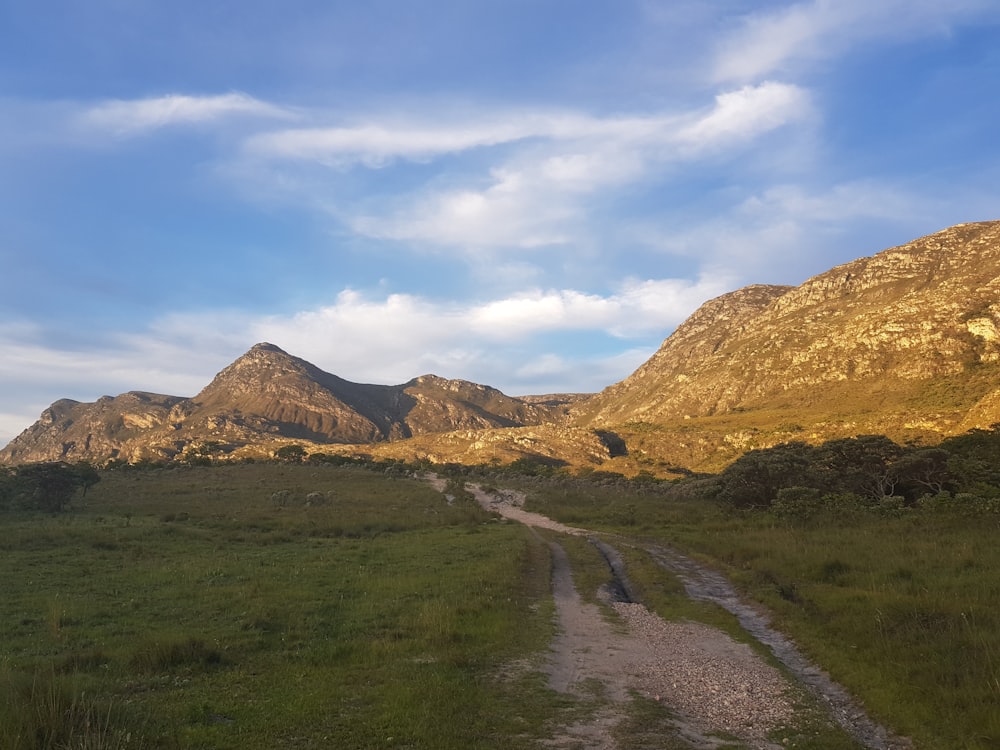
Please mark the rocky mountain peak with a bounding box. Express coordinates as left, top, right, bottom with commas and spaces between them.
5, 221, 1000, 473
582, 220, 1000, 444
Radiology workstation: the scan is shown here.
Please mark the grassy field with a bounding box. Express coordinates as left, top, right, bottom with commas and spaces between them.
0, 463, 568, 749
516, 475, 1000, 750
6, 461, 998, 749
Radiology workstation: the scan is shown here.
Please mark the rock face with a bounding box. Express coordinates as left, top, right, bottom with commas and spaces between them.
5, 221, 1000, 471
0, 343, 559, 465
578, 221, 1000, 463
3, 392, 186, 465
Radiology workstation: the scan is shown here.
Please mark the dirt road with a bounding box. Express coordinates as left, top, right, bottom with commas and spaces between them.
462, 481, 910, 750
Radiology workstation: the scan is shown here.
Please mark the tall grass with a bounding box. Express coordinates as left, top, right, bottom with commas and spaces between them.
0, 464, 559, 748
0, 668, 149, 750
516, 475, 1000, 750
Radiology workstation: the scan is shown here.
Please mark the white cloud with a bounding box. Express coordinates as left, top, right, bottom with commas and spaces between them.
243, 111, 675, 166
676, 82, 812, 152
81, 92, 295, 135
341, 83, 809, 249
351, 165, 579, 248
248, 280, 721, 377
0, 275, 731, 445
246, 120, 534, 166
248, 281, 729, 390
0, 330, 222, 447
713, 0, 997, 84
466, 277, 733, 339
248, 85, 807, 170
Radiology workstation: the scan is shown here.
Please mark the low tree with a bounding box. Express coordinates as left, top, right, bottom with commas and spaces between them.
814, 435, 907, 501
717, 441, 817, 508
7, 462, 93, 513
890, 448, 952, 501
274, 444, 307, 462
940, 425, 1000, 492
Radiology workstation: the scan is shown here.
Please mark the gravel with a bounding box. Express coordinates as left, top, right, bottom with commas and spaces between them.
455, 479, 908, 749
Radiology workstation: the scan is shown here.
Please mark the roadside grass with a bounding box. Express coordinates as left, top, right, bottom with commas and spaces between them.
0, 464, 563, 749
515, 476, 1000, 750
532, 510, 861, 749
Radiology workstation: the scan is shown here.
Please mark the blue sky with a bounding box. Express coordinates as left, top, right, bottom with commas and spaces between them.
2, 0, 999, 446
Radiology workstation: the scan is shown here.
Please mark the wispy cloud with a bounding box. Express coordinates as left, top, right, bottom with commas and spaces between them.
333, 83, 810, 249
713, 0, 996, 84
630, 179, 939, 288
81, 92, 296, 135
0, 327, 220, 446
247, 84, 808, 168
676, 82, 813, 151
244, 111, 674, 166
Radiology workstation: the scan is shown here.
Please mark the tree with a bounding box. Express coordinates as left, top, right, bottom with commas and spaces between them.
939, 426, 1000, 491
274, 444, 307, 462
9, 462, 89, 513
814, 435, 906, 501
890, 448, 952, 501
72, 461, 101, 496
717, 441, 817, 508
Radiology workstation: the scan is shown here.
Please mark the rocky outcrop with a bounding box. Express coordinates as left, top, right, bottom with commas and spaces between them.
581, 221, 1000, 435
0, 392, 187, 464
5, 222, 1000, 472
0, 343, 560, 465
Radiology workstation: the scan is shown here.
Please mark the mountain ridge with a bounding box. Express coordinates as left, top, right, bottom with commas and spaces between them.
4, 221, 1000, 472
0, 343, 564, 465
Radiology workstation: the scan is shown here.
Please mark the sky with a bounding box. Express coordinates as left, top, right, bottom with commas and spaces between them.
2, 0, 1000, 446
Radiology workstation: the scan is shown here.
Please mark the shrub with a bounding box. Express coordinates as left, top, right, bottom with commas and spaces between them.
772, 486, 824, 521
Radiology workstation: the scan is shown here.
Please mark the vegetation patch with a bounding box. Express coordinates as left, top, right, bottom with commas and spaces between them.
0, 463, 560, 749
511, 431, 1000, 750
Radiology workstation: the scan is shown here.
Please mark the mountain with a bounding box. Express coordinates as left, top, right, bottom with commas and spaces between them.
575, 220, 1000, 470
4, 221, 1000, 473
0, 343, 562, 465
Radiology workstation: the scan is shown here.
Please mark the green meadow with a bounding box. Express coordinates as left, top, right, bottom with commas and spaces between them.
3, 455, 999, 749
517, 473, 1000, 750
0, 464, 564, 749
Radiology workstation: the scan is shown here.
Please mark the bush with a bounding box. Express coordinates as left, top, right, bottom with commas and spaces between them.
0, 462, 100, 513
772, 486, 824, 521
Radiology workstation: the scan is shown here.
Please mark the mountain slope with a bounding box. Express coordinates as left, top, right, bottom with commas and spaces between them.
5, 221, 1000, 472
0, 344, 560, 464
576, 221, 1000, 467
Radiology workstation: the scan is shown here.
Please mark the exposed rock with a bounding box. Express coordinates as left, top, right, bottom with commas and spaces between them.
578, 221, 1000, 464
5, 221, 1000, 473
0, 344, 560, 465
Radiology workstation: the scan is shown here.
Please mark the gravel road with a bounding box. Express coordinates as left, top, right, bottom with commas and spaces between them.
460, 480, 911, 750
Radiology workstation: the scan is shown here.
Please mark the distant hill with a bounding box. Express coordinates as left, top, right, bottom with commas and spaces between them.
574, 220, 1000, 470
4, 221, 1000, 473
0, 343, 564, 465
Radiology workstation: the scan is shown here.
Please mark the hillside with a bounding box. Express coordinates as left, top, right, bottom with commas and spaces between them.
576, 220, 1000, 470
0, 343, 563, 465
3, 221, 1000, 472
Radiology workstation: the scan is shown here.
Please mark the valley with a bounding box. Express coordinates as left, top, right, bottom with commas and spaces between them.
2, 460, 997, 748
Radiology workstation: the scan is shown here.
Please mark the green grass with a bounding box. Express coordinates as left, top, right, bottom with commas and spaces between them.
515, 475, 1000, 750
9, 461, 998, 748
0, 464, 562, 749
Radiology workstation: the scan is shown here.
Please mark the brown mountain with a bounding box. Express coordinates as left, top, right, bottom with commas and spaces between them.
0, 343, 560, 465
4, 221, 1000, 473
575, 220, 1000, 470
